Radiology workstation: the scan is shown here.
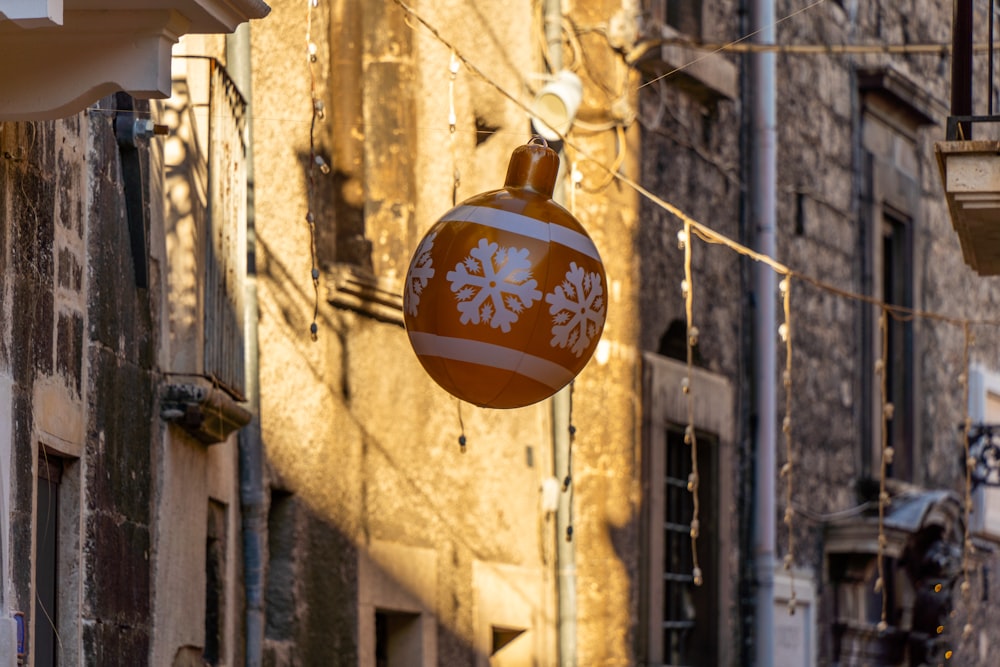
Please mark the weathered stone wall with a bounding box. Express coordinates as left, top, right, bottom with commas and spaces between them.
639, 0, 1000, 664
252, 0, 641, 664
0, 106, 160, 665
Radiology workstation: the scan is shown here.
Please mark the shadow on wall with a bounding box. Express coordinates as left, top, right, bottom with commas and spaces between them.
260, 492, 549, 667
255, 233, 554, 665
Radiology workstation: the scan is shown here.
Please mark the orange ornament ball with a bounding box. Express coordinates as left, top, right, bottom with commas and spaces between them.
403, 139, 608, 409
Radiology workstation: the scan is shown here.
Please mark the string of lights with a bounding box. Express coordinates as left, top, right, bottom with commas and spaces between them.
874, 308, 891, 633
779, 276, 797, 613
304, 0, 323, 342
960, 322, 975, 641
679, 221, 704, 587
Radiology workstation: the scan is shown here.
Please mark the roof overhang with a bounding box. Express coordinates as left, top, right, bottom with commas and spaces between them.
0, 0, 269, 120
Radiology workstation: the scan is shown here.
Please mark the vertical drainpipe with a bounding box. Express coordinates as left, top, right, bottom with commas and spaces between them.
749, 0, 777, 662
545, 0, 577, 664
227, 24, 266, 667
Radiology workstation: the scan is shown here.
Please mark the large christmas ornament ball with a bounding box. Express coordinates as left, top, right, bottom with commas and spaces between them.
403, 139, 608, 409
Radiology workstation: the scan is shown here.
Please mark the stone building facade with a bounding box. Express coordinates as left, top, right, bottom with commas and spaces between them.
6, 0, 1000, 665
250, 0, 1000, 666
0, 3, 266, 666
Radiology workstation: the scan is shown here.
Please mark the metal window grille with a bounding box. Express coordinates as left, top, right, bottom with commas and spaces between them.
204, 60, 247, 399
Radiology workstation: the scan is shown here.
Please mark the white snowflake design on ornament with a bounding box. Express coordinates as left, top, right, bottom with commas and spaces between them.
545, 262, 606, 357
405, 231, 437, 316
446, 238, 542, 332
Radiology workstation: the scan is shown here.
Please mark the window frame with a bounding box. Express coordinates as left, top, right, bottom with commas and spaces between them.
640, 353, 735, 666
858, 99, 923, 485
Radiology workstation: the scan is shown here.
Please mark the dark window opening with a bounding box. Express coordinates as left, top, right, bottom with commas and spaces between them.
658, 319, 705, 367
662, 427, 718, 666
491, 625, 525, 655
204, 500, 227, 665
265, 490, 296, 641
882, 211, 914, 482
375, 610, 421, 667
34, 454, 62, 667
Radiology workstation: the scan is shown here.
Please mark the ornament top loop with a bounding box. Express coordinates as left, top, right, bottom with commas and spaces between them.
504, 138, 560, 197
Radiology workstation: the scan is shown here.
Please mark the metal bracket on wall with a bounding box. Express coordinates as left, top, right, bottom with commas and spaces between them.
113, 94, 166, 289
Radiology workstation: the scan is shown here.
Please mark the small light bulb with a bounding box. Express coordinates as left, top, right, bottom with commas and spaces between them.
692, 567, 703, 586
677, 229, 688, 249
779, 277, 789, 294
680, 279, 689, 296
688, 333, 699, 349
778, 322, 789, 342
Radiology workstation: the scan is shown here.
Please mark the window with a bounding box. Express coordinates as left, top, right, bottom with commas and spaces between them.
265, 491, 296, 642
641, 353, 734, 666
358, 541, 437, 667
660, 426, 717, 665
857, 69, 932, 484
880, 211, 914, 481
34, 454, 61, 667
374, 610, 422, 667
204, 500, 227, 665
29, 445, 80, 667
643, 0, 704, 37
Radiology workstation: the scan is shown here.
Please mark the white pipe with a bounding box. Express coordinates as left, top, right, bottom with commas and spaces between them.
226, 24, 266, 667
750, 0, 777, 662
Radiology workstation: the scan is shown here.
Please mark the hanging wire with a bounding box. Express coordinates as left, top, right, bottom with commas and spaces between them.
960, 323, 975, 639
875, 308, 891, 634
457, 399, 468, 453
779, 276, 797, 614
680, 221, 703, 587
565, 381, 576, 542
305, 0, 323, 341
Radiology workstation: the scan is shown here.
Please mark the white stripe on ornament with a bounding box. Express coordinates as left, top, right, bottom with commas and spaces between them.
408, 332, 574, 389
442, 205, 601, 262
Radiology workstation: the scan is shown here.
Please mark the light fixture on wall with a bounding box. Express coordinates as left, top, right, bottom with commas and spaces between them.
530, 70, 583, 142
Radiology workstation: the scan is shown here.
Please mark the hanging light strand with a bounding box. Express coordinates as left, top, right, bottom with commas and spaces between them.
875, 308, 891, 633
680, 221, 703, 587
448, 49, 461, 206
779, 275, 797, 614
960, 322, 975, 640
305, 0, 323, 341
565, 380, 576, 542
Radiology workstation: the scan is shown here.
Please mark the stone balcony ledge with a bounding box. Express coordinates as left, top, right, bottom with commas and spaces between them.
0, 0, 269, 120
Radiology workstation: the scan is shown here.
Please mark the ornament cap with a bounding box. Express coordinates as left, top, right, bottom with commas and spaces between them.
504, 138, 560, 196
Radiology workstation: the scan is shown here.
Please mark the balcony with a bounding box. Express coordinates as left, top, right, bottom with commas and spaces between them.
0, 0, 269, 120
935, 130, 1000, 276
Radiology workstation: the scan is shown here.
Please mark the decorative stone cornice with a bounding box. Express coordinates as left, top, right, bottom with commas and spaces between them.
160, 379, 252, 445
0, 0, 269, 120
